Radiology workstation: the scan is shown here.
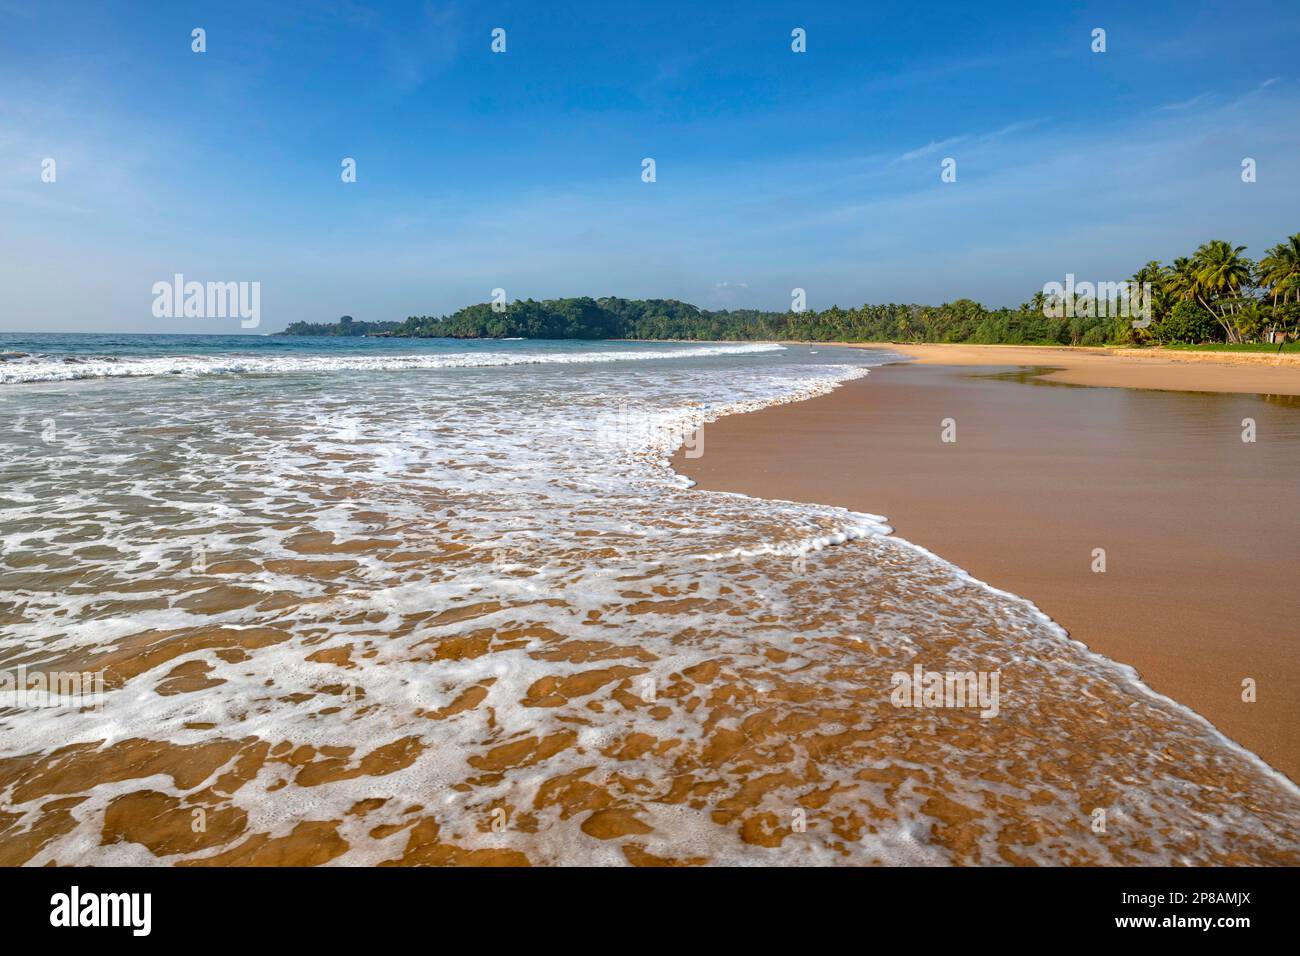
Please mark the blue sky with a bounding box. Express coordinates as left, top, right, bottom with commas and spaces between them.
2, 0, 1299, 332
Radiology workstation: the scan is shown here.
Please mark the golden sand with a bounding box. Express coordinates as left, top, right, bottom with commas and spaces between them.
840, 343, 1300, 395
677, 352, 1300, 781
5, 348, 1300, 866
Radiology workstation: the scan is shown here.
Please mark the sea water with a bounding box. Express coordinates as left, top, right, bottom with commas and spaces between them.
1, 334, 1297, 865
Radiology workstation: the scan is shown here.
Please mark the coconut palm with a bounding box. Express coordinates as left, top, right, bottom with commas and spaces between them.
1166, 257, 1197, 302
1191, 240, 1252, 342
1259, 234, 1300, 341
1258, 234, 1300, 306
1128, 260, 1171, 332
1131, 260, 1168, 288
1232, 299, 1270, 342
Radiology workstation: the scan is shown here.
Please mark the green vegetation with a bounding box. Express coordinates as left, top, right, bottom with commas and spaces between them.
1161, 341, 1300, 353
280, 233, 1300, 347
1125, 234, 1300, 346
280, 314, 403, 336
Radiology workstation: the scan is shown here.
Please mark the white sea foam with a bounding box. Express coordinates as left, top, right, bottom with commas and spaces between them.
0, 342, 784, 384
1, 342, 1298, 866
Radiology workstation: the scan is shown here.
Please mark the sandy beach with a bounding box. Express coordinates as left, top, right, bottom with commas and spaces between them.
859, 343, 1300, 394
5, 340, 1300, 867
676, 345, 1300, 781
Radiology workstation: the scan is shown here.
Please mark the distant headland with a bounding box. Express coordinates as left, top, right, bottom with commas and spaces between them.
279, 235, 1300, 348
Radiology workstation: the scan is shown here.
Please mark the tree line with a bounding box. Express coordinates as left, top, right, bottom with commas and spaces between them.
279, 233, 1300, 347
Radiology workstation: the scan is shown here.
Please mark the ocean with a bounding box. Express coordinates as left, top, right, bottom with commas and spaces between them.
1, 333, 1297, 865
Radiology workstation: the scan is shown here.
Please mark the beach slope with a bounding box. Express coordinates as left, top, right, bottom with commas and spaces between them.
675, 347, 1300, 780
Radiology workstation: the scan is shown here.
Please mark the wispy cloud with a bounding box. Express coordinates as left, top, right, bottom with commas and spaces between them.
2, 0, 1297, 332
893, 119, 1045, 163
1157, 92, 1211, 112
896, 136, 968, 162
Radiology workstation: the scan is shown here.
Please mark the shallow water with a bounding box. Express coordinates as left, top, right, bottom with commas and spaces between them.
2, 335, 1298, 865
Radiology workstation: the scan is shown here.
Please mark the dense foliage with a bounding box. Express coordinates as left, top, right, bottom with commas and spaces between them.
280, 233, 1300, 346
280, 315, 404, 336
1129, 233, 1300, 345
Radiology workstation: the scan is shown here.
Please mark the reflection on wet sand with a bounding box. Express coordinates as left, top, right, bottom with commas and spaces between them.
3, 357, 1299, 866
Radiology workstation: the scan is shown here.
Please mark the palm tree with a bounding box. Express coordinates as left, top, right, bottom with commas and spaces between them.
1131, 260, 1168, 288
1031, 290, 1047, 314
1258, 235, 1300, 303
1166, 257, 1197, 302
1191, 240, 1252, 342
1128, 260, 1171, 333
1258, 234, 1300, 341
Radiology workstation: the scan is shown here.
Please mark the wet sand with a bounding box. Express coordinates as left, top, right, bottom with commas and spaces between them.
675, 351, 1300, 781
5, 347, 1300, 866
859, 343, 1300, 395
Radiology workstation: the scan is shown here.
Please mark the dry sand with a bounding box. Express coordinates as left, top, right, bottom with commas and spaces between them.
675, 345, 1300, 781
849, 342, 1300, 395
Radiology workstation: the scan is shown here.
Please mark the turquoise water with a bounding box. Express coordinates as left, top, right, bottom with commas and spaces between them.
0, 333, 807, 384
0, 332, 686, 360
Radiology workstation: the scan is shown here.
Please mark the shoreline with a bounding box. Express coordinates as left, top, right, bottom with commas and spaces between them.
4, 339, 1299, 865
834, 342, 1300, 395
674, 349, 1300, 781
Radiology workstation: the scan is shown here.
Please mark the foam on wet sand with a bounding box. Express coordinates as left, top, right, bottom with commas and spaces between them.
3, 342, 1299, 866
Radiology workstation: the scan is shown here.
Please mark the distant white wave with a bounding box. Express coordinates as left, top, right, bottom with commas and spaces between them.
0, 343, 785, 384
